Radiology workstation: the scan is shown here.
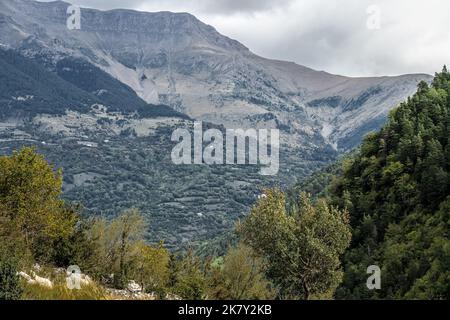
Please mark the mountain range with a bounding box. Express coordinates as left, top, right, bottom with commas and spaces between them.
0, 0, 432, 248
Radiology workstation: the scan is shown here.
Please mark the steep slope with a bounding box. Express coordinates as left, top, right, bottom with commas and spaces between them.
328, 71, 450, 299
0, 48, 188, 119
0, 0, 431, 150
0, 48, 98, 117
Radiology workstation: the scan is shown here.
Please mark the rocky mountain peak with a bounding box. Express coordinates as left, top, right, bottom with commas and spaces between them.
0, 0, 432, 151
1, 0, 248, 55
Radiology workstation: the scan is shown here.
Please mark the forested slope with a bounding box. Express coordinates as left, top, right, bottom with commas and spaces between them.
330, 68, 450, 299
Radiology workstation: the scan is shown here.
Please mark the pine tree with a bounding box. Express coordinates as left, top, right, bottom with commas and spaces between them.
332, 68, 450, 299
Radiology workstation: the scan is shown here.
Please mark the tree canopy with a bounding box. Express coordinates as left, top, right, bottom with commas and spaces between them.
332, 67, 450, 299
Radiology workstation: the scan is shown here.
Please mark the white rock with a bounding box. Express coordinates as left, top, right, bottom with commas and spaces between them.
18, 271, 53, 288
31, 271, 53, 289
165, 293, 182, 300
17, 271, 34, 283
127, 280, 142, 293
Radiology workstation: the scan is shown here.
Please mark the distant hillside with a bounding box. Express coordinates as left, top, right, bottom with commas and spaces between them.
0, 49, 188, 119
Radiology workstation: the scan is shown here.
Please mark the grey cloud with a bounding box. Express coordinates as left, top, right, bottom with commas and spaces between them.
192, 0, 293, 14
64, 0, 292, 14
67, 0, 144, 10
205, 0, 450, 76
40, 0, 450, 76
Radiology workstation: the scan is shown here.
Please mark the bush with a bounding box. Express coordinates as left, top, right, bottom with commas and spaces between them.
0, 251, 23, 300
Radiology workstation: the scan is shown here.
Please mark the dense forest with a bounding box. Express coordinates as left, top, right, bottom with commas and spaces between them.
332, 68, 450, 299
0, 69, 449, 300
290, 67, 450, 299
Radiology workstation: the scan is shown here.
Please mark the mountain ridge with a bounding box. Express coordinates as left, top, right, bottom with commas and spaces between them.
0, 0, 432, 150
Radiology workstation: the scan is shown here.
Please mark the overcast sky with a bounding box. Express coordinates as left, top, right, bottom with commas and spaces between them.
46, 0, 450, 77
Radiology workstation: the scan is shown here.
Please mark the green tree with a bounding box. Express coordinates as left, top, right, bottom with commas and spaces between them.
0, 248, 23, 300
87, 209, 146, 287
0, 147, 77, 263
170, 251, 207, 300
131, 241, 170, 293
332, 68, 450, 299
238, 189, 351, 299
208, 244, 275, 300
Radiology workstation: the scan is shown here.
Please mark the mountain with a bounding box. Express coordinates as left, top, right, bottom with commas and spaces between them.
0, 0, 433, 248
0, 0, 431, 150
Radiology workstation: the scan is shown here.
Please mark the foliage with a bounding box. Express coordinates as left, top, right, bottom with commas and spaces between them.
208, 244, 275, 300
131, 241, 170, 293
0, 148, 172, 299
0, 147, 77, 263
288, 161, 343, 202
0, 249, 23, 300
169, 251, 208, 300
332, 68, 450, 299
86, 209, 146, 287
238, 189, 351, 299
